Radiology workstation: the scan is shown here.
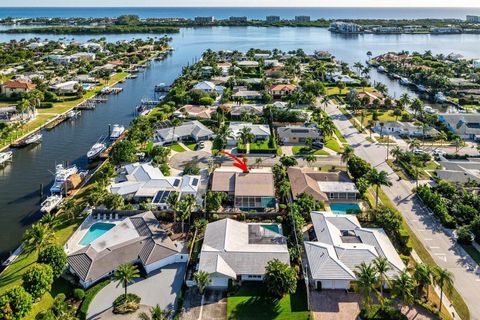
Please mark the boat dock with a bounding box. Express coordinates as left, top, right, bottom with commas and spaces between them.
0, 151, 12, 166
10, 130, 42, 147
100, 87, 123, 95
76, 101, 97, 110
99, 129, 128, 159
45, 115, 68, 130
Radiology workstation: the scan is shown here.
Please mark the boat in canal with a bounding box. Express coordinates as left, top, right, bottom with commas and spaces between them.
50, 164, 78, 194
0, 151, 13, 166
399, 77, 412, 85
66, 110, 81, 119
24, 132, 43, 145
110, 124, 125, 140
40, 194, 63, 213
87, 142, 106, 160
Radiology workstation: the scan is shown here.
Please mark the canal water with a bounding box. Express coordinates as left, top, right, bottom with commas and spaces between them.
1, 27, 480, 259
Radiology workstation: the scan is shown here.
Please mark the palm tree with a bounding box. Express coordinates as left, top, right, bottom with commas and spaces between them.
354, 262, 378, 309
238, 126, 255, 146
278, 180, 291, 203
138, 304, 171, 320
393, 271, 414, 312
367, 169, 392, 207
399, 93, 411, 109
22, 223, 55, 253
255, 157, 264, 168
166, 192, 180, 222
193, 271, 211, 295
437, 131, 448, 146
341, 145, 354, 164
413, 263, 433, 299
453, 136, 463, 154
409, 138, 421, 151
216, 125, 233, 149
320, 116, 335, 138
433, 266, 454, 313
320, 95, 330, 111
373, 257, 391, 301
303, 154, 316, 167
390, 145, 403, 161
40, 213, 56, 228
114, 263, 140, 300
170, 118, 182, 145
177, 194, 198, 233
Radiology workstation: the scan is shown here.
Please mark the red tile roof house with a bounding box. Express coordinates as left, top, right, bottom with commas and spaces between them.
1, 80, 36, 98
268, 84, 297, 99
176, 104, 215, 119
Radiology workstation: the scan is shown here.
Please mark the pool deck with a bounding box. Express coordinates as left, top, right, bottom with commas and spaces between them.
64, 210, 124, 254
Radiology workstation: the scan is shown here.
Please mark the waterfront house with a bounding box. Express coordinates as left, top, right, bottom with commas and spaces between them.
229, 104, 264, 119
268, 84, 297, 99
68, 52, 96, 62
109, 162, 201, 208
67, 211, 188, 288
304, 211, 404, 290
198, 218, 289, 288
287, 167, 359, 202
1, 80, 36, 97
327, 72, 358, 84
227, 122, 271, 146
277, 125, 322, 144
50, 81, 79, 95
154, 120, 214, 145
210, 167, 277, 210
237, 60, 259, 68
192, 81, 224, 93
329, 21, 361, 33
80, 42, 103, 52
348, 90, 385, 107
438, 113, 480, 141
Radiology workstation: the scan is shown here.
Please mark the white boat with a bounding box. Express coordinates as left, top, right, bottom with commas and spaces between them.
66, 110, 81, 119
24, 133, 42, 145
87, 142, 106, 160
0, 151, 13, 166
424, 106, 437, 114
110, 124, 125, 140
40, 195, 63, 213
399, 77, 412, 85
50, 164, 78, 194
378, 66, 386, 73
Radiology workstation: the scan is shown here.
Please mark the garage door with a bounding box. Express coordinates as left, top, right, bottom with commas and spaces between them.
210, 276, 229, 288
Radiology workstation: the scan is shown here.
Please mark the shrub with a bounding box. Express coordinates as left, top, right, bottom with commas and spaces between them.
264, 259, 297, 297
22, 263, 54, 299
39, 102, 54, 108
359, 304, 407, 320
0, 286, 33, 320
38, 244, 67, 278
78, 280, 110, 320
456, 225, 473, 245
73, 288, 86, 300
112, 293, 141, 314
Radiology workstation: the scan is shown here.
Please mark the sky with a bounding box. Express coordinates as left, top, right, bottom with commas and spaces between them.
1, 0, 479, 7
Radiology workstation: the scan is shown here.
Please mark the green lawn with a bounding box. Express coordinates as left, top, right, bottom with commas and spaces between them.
169, 143, 186, 152
324, 136, 343, 153
227, 282, 309, 320
292, 146, 329, 155
334, 127, 347, 143
353, 109, 409, 127
185, 142, 198, 151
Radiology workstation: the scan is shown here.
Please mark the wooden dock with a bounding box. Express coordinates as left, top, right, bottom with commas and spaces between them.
45, 115, 67, 130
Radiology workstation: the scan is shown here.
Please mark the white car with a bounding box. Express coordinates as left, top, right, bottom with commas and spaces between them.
412, 148, 426, 154
432, 149, 446, 156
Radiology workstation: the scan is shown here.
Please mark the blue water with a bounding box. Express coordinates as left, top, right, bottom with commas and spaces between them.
1, 7, 480, 20
262, 224, 281, 234
79, 222, 114, 245
330, 203, 361, 214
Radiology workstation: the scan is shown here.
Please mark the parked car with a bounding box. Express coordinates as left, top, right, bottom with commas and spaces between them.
432, 149, 446, 156
313, 142, 324, 149
197, 142, 205, 149
412, 148, 426, 154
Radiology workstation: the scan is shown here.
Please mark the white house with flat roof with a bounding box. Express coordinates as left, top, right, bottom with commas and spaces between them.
198, 218, 289, 288
304, 211, 404, 290
110, 162, 201, 208
227, 122, 270, 146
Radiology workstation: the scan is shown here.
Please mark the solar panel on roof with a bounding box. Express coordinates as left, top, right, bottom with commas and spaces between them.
192, 178, 199, 186
173, 179, 180, 187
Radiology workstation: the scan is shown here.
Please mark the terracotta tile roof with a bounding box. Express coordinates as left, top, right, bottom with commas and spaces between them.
3, 80, 36, 90
269, 84, 296, 91
108, 60, 124, 66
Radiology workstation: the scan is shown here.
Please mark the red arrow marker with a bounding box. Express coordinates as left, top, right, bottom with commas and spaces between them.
220, 150, 249, 173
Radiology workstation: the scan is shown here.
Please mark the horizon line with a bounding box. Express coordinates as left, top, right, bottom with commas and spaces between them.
2, 5, 480, 8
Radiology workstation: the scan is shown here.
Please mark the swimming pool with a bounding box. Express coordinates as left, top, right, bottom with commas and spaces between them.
82, 84, 92, 90
330, 203, 361, 214
261, 224, 281, 234
79, 222, 115, 246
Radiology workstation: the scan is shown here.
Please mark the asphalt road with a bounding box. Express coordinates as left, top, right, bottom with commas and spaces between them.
326, 102, 480, 320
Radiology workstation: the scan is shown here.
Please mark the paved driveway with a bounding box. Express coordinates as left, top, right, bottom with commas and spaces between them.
87, 263, 186, 320
181, 288, 227, 320
325, 101, 480, 319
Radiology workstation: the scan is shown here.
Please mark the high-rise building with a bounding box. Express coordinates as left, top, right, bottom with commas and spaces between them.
295, 16, 311, 22
266, 16, 280, 22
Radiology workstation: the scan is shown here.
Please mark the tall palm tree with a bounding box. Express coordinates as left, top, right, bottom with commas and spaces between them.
341, 145, 354, 164
320, 116, 335, 139
390, 145, 403, 161
413, 263, 433, 299
373, 257, 391, 301
433, 266, 454, 313
320, 95, 330, 111
354, 262, 378, 309
238, 126, 255, 146
170, 118, 182, 145
22, 223, 55, 253
114, 263, 140, 300
409, 138, 421, 151
216, 125, 233, 149
278, 180, 291, 203
178, 194, 198, 233
367, 169, 392, 208
393, 271, 414, 312
138, 304, 171, 320
437, 131, 448, 146
166, 192, 180, 222
193, 271, 211, 296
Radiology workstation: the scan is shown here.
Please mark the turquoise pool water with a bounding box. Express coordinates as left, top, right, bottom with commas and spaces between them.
262, 224, 281, 234
79, 222, 115, 246
330, 203, 361, 214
